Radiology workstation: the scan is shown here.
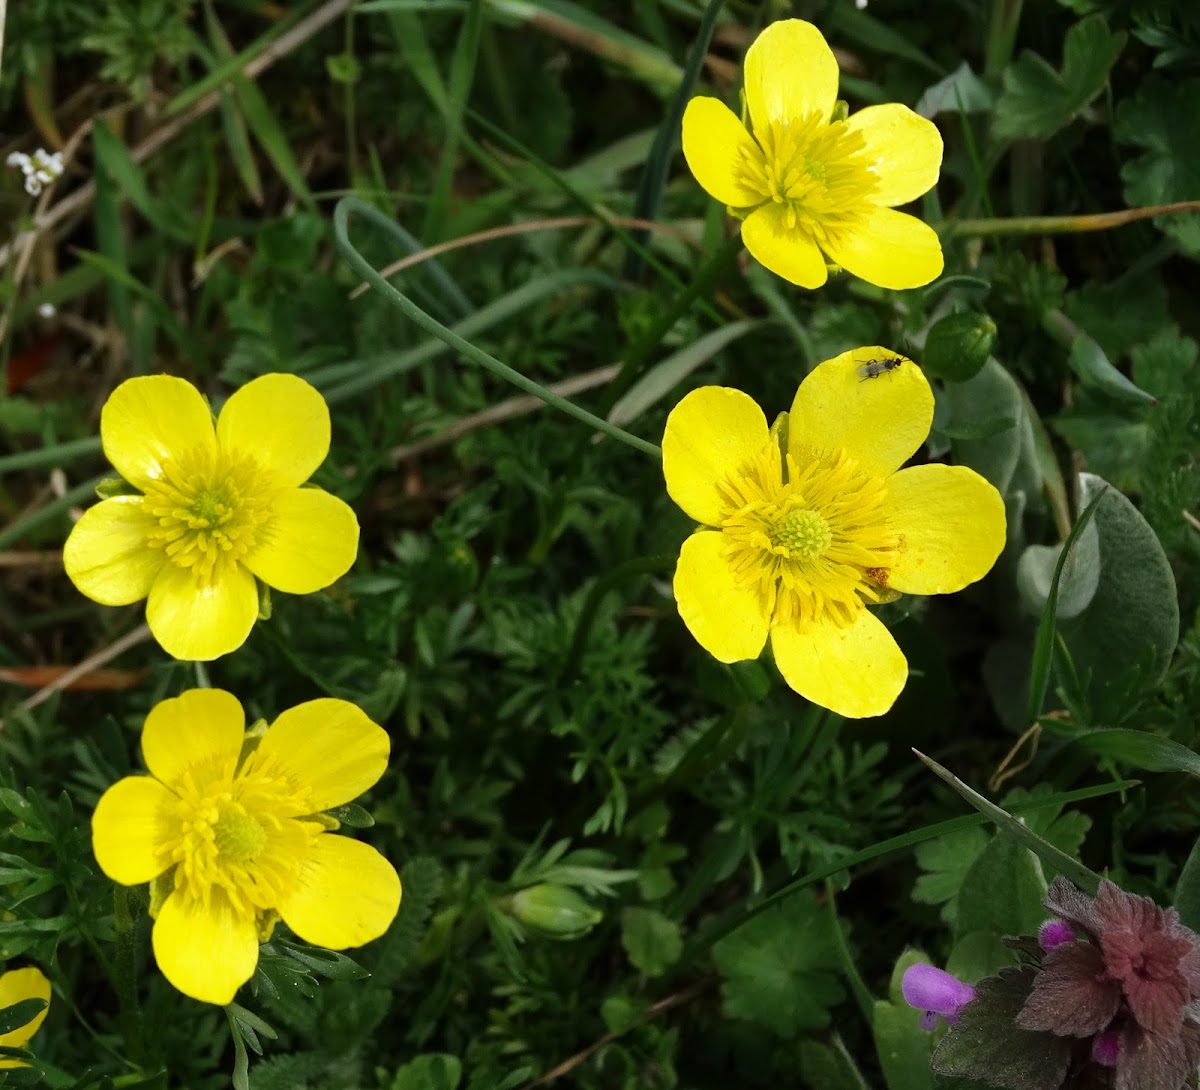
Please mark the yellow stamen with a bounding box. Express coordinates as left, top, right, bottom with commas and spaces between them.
142, 447, 275, 583
734, 114, 879, 243
716, 441, 896, 628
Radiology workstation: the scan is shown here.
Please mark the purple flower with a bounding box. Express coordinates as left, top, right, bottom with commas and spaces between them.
1037, 918, 1075, 951
902, 963, 976, 1031
1017, 878, 1200, 1090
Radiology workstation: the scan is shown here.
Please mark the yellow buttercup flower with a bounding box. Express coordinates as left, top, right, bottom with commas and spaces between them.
91, 689, 401, 1005
662, 348, 1005, 718
0, 966, 51, 1069
681, 19, 944, 290
63, 373, 359, 661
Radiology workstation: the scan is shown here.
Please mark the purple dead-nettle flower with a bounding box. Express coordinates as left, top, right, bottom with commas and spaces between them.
902, 962, 977, 1031
1037, 918, 1075, 952
1018, 877, 1200, 1090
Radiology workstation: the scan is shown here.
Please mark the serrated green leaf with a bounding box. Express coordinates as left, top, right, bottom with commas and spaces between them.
620, 906, 682, 977
1115, 75, 1200, 255
712, 890, 844, 1037
956, 836, 1047, 939
994, 15, 1125, 140
393, 1054, 463, 1090
932, 968, 1072, 1090
912, 827, 989, 925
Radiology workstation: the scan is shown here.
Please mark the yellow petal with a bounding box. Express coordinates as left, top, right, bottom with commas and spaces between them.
141, 688, 245, 791
662, 386, 770, 526
771, 607, 907, 718
62, 496, 162, 606
278, 835, 401, 950
741, 203, 828, 288
0, 967, 51, 1054
216, 373, 332, 489
882, 464, 1006, 595
681, 97, 763, 208
244, 488, 359, 594
788, 347, 933, 478
824, 206, 943, 290
152, 889, 259, 1005
674, 530, 770, 663
101, 375, 216, 492
744, 19, 839, 129
255, 698, 389, 814
845, 104, 943, 207
145, 562, 259, 661
91, 776, 176, 885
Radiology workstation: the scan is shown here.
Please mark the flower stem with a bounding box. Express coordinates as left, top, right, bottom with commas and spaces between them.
112, 884, 145, 1064
984, 0, 1024, 80
602, 232, 743, 413
945, 201, 1200, 237
332, 197, 661, 459
194, 661, 212, 688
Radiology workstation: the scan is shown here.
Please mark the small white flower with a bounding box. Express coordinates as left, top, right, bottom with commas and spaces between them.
855, 0, 868, 8
37, 303, 56, 319
6, 148, 64, 196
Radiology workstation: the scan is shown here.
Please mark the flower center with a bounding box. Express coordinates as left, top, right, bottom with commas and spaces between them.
771, 508, 832, 559
161, 759, 317, 918
717, 440, 896, 628
734, 114, 879, 243
141, 447, 275, 583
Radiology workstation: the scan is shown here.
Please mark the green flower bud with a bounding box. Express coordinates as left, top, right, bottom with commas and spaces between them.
507, 884, 602, 940
921, 312, 997, 383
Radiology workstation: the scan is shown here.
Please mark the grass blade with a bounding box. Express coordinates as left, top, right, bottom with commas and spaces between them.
625, 0, 725, 281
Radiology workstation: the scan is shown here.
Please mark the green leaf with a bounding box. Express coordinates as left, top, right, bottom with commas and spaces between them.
956, 836, 1047, 939
915, 61, 995, 118
1115, 75, 1200, 255
931, 967, 1072, 1090
393, 1054, 464, 1090
1016, 518, 1100, 621
946, 359, 1028, 493
1175, 831, 1200, 931
712, 890, 844, 1036
1024, 484, 1107, 725
0, 998, 46, 1037
912, 827, 988, 925
1072, 729, 1200, 778
798, 1036, 871, 1090
912, 750, 1102, 895
620, 907, 682, 977
326, 52, 361, 83
1059, 472, 1180, 698
993, 15, 1125, 140
91, 119, 188, 240
873, 951, 936, 1090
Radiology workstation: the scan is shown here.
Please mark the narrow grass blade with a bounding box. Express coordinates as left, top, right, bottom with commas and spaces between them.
607, 318, 763, 428
217, 88, 264, 205
1025, 486, 1107, 726
625, 0, 725, 281
912, 749, 1103, 894
1073, 729, 1200, 778
424, 0, 486, 242
91, 120, 188, 240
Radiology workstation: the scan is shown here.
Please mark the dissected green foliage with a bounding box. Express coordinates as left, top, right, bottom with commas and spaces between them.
2, 1, 1199, 1089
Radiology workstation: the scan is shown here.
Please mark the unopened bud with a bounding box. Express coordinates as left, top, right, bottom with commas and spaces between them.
507, 884, 602, 940
921, 312, 997, 383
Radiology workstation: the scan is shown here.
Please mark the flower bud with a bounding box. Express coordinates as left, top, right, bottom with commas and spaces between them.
921, 312, 997, 383
1038, 918, 1075, 951
506, 884, 602, 940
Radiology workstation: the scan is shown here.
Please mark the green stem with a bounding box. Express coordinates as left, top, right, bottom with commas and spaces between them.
602, 233, 743, 413
194, 662, 212, 689
944, 201, 1200, 237
983, 0, 1024, 80
0, 437, 103, 474
0, 475, 104, 550
112, 884, 145, 1064
826, 879, 873, 1023
559, 554, 674, 681
332, 197, 661, 459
